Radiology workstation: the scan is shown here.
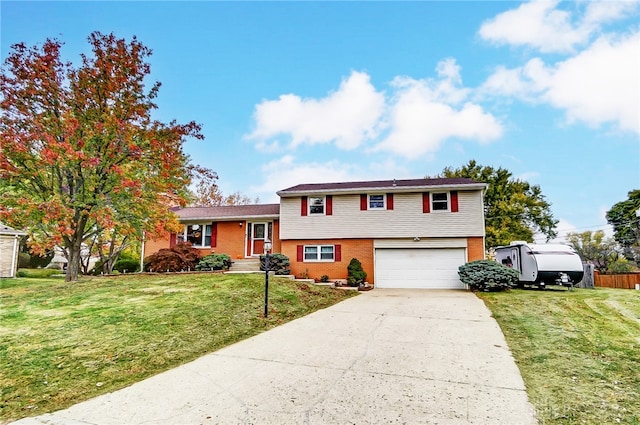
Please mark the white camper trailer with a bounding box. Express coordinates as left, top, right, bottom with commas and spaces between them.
494, 241, 584, 288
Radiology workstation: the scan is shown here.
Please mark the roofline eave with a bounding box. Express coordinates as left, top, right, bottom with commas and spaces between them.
277, 183, 488, 197
178, 214, 280, 222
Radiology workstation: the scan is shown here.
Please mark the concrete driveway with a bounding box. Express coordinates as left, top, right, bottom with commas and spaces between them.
12, 289, 537, 425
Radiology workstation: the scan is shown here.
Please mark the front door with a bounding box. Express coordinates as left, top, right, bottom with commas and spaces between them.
250, 223, 267, 256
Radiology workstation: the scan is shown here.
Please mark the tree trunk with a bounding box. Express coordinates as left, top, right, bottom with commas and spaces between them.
65, 239, 83, 282
65, 214, 89, 282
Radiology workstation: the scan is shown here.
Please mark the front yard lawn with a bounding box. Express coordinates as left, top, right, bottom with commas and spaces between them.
0, 273, 357, 423
478, 288, 640, 424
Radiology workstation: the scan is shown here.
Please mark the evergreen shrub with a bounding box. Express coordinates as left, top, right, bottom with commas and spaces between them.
196, 253, 232, 271
458, 260, 519, 291
113, 257, 140, 273
260, 253, 290, 275
347, 258, 367, 287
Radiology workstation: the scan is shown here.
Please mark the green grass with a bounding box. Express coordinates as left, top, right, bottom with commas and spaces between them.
0, 273, 357, 423
478, 288, 640, 424
16, 269, 63, 278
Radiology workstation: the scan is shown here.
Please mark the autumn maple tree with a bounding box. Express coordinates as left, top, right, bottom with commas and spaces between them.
0, 32, 203, 281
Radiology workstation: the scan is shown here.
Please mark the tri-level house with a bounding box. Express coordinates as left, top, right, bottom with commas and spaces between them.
143, 178, 487, 289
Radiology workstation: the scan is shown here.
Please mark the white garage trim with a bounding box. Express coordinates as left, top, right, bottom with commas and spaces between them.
375, 248, 467, 289
374, 238, 467, 249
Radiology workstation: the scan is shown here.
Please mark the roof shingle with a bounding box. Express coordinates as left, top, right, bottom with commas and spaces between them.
175, 204, 279, 220
278, 177, 484, 195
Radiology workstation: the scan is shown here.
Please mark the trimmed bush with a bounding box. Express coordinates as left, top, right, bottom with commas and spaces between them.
347, 258, 367, 287
144, 242, 202, 273
113, 258, 140, 273
196, 253, 232, 271
260, 253, 290, 275
17, 268, 61, 278
458, 260, 520, 292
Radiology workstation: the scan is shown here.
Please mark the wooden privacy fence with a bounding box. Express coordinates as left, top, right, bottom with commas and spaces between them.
594, 271, 640, 289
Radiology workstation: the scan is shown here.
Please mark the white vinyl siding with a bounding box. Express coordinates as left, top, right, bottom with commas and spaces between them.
279, 191, 484, 240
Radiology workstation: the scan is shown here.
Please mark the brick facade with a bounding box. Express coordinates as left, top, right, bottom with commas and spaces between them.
281, 239, 374, 283
143, 220, 281, 260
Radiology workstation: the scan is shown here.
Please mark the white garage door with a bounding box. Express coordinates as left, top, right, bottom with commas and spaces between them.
375, 248, 466, 289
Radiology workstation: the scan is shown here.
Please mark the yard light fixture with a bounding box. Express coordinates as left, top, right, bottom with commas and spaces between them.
263, 238, 272, 318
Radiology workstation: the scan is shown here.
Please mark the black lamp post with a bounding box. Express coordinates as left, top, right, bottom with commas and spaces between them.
263, 238, 272, 318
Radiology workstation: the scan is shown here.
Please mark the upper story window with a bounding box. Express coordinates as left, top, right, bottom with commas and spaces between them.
309, 197, 325, 215
183, 224, 212, 247
369, 194, 385, 209
431, 192, 449, 211
361, 193, 393, 211
423, 191, 458, 213
301, 195, 332, 216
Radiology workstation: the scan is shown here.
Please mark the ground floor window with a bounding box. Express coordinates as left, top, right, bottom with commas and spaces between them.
304, 245, 335, 261
182, 224, 212, 247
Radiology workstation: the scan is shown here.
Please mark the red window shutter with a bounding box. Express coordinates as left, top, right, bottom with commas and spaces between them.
326, 195, 333, 216
211, 222, 217, 247
360, 194, 367, 210
386, 193, 394, 210
450, 191, 459, 213
301, 196, 308, 216
169, 233, 177, 248
423, 192, 430, 213
335, 244, 341, 262
296, 245, 304, 262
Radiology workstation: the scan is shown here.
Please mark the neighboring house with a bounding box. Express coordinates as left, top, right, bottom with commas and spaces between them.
144, 178, 487, 289
0, 223, 27, 278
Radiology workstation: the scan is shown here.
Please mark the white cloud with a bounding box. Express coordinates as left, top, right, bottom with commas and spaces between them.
478, 0, 639, 53
480, 58, 551, 100
582, 1, 640, 29
373, 67, 503, 157
479, 0, 586, 53
481, 32, 640, 134
543, 33, 640, 133
246, 71, 385, 150
247, 60, 502, 159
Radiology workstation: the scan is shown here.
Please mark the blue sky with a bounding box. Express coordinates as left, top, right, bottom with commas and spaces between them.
2, 1, 639, 243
